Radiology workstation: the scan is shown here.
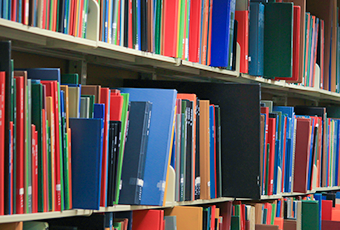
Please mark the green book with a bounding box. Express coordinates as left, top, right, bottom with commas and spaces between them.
82, 0, 89, 38
180, 100, 187, 201
271, 203, 276, 225
61, 74, 79, 85
57, 83, 65, 211
302, 200, 319, 230
155, 0, 163, 54
177, 0, 185, 58
231, 216, 240, 230
263, 3, 293, 78
114, 93, 129, 204
31, 83, 44, 212
81, 95, 95, 118
113, 222, 122, 230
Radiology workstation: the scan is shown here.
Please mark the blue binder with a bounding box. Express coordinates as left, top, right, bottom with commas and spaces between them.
119, 88, 177, 206
69, 118, 104, 210
210, 0, 232, 68
249, 2, 264, 76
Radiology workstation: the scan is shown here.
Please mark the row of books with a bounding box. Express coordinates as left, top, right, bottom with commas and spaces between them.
0, 0, 90, 38
4, 191, 340, 230
259, 101, 340, 196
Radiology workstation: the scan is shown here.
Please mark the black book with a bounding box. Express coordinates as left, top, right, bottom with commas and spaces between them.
215, 105, 222, 198
119, 101, 152, 205
124, 0, 129, 47
141, 0, 148, 51
195, 98, 200, 200
185, 100, 193, 201
0, 41, 11, 214
58, 0, 66, 33
112, 121, 121, 204
326, 192, 336, 207
231, 19, 238, 71
123, 80, 261, 199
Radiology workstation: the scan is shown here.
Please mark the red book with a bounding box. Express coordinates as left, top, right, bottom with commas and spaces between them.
46, 0, 50, 30
268, 118, 276, 196
188, 0, 202, 62
67, 128, 72, 209
241, 204, 246, 230
70, 0, 76, 35
99, 88, 111, 207
22, 0, 29, 25
304, 13, 311, 86
14, 76, 25, 214
218, 201, 232, 230
276, 6, 300, 83
42, 108, 48, 212
265, 203, 272, 225
235, 11, 249, 74
9, 121, 14, 215
11, 0, 17, 21
210, 205, 216, 230
132, 210, 164, 230
41, 81, 61, 211
163, 0, 179, 57
52, 0, 58, 31
320, 20, 324, 89
322, 200, 332, 220
0, 72, 5, 215
31, 125, 38, 213
110, 90, 123, 121
293, 118, 311, 193
312, 20, 319, 87
128, 0, 133, 48
78, 0, 84, 36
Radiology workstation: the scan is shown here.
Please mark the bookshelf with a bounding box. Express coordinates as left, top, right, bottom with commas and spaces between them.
0, 0, 340, 228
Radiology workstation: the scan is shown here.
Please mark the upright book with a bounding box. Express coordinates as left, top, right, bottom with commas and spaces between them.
69, 118, 104, 210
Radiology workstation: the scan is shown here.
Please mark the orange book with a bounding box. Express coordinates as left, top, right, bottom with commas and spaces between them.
201, 0, 209, 65
199, 100, 210, 200
165, 206, 203, 230
177, 94, 196, 200
41, 108, 48, 212
274, 217, 283, 230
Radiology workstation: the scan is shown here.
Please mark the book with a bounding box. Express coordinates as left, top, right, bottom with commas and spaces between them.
132, 210, 164, 230
69, 118, 104, 210
165, 206, 203, 230
249, 2, 264, 76
264, 2, 294, 78
119, 101, 152, 205
235, 10, 249, 73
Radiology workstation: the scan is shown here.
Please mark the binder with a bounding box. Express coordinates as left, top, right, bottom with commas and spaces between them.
118, 87, 177, 205
69, 118, 104, 210
123, 80, 261, 199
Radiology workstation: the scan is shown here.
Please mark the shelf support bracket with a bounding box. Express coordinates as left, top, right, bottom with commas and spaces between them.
68, 60, 88, 85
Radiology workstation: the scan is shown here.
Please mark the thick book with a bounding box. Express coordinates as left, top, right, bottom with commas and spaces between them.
210, 0, 232, 67
118, 87, 177, 206
69, 118, 104, 210
249, 2, 264, 76
263, 3, 294, 78
162, 0, 179, 57
123, 80, 261, 199
293, 117, 311, 193
301, 200, 319, 230
188, 0, 202, 63
0, 41, 12, 215
119, 102, 152, 205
